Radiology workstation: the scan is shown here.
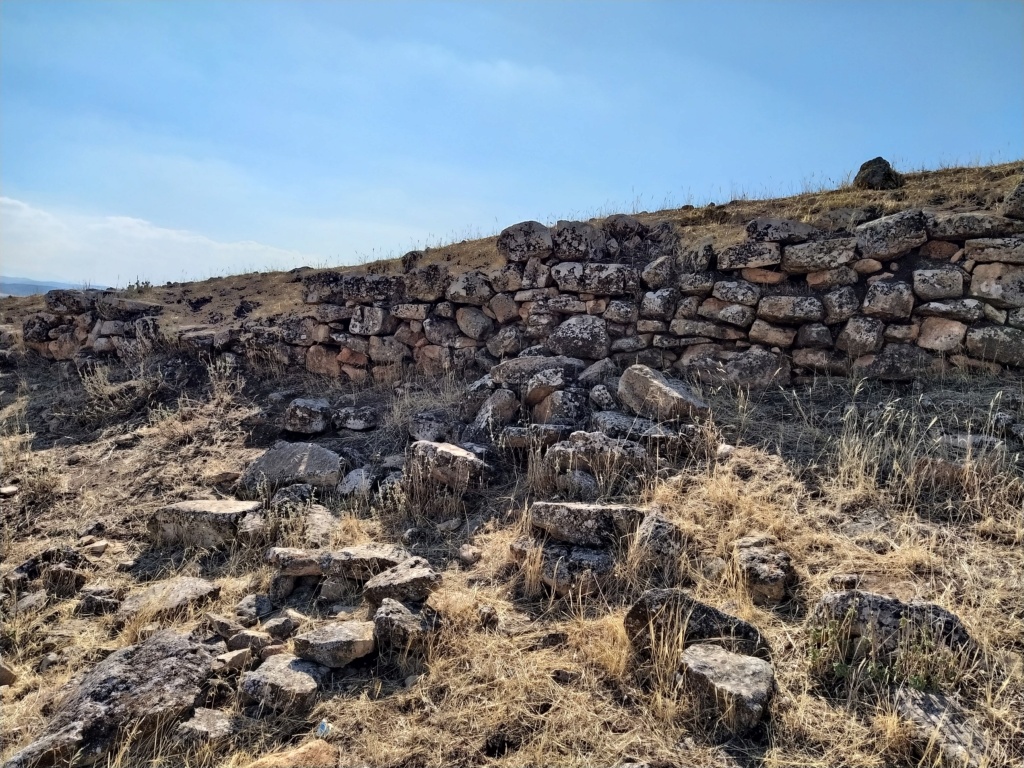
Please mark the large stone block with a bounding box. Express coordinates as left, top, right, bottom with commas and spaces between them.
717, 241, 781, 270
497, 221, 552, 263
964, 326, 1024, 365
780, 237, 856, 273
854, 209, 927, 259
756, 296, 825, 324
149, 500, 262, 549
547, 315, 610, 359
617, 364, 709, 420
862, 281, 914, 320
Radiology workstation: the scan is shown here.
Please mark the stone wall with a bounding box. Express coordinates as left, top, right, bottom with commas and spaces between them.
15, 206, 1024, 385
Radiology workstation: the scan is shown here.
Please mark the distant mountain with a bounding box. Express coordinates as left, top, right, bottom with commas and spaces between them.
0, 276, 108, 297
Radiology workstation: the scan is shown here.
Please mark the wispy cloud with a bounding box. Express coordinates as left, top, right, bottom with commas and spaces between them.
0, 197, 321, 286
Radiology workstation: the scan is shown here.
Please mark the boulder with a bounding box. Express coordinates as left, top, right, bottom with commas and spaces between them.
632, 512, 688, 564
530, 501, 643, 547
544, 431, 649, 478
497, 221, 553, 263
837, 316, 885, 356
293, 621, 376, 668
547, 315, 610, 359
617, 364, 708, 421
469, 388, 520, 436
149, 500, 262, 549
852, 157, 903, 190
914, 299, 985, 323
333, 405, 377, 431
3, 631, 213, 768
238, 653, 328, 713
363, 557, 441, 609
175, 707, 254, 747
732, 535, 796, 607
406, 440, 489, 491
917, 318, 967, 352
455, 307, 494, 340
239, 442, 343, 494
855, 209, 927, 259
282, 398, 332, 434
116, 577, 220, 625
678, 644, 775, 735
624, 588, 767, 657
552, 220, 607, 261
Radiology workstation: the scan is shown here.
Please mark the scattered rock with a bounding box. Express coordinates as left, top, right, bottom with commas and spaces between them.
732, 535, 796, 607
363, 557, 441, 609
406, 440, 489, 492
293, 620, 376, 668
238, 653, 328, 714
678, 643, 775, 735
282, 398, 332, 434
617, 364, 709, 421
530, 501, 643, 547
239, 441, 343, 494
176, 707, 254, 747
374, 598, 435, 656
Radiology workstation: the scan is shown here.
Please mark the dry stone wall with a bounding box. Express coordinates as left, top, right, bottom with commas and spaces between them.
15, 204, 1024, 385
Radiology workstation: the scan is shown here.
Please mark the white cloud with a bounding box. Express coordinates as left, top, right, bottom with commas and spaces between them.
0, 197, 322, 287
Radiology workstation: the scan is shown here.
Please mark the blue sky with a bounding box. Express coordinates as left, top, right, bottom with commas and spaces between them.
1, 1, 1021, 287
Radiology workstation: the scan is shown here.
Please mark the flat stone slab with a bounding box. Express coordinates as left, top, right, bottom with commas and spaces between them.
509, 536, 615, 597
149, 500, 262, 549
617, 364, 709, 421
238, 653, 328, 713
530, 501, 643, 547
406, 441, 489, 491
293, 620, 376, 668
679, 643, 775, 735
320, 544, 412, 581
116, 577, 220, 625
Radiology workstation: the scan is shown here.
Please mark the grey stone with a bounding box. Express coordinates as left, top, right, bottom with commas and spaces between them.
617, 364, 709, 420
547, 315, 610, 359
717, 241, 781, 270
712, 280, 760, 306
508, 537, 614, 596
530, 501, 643, 547
679, 644, 775, 735
489, 355, 586, 387
238, 653, 328, 713
823, 286, 860, 324
964, 326, 1024, 366
293, 620, 376, 668
969, 262, 1024, 308
320, 544, 412, 581
333, 405, 378, 431
781, 237, 857, 273
149, 500, 262, 549
926, 213, 1024, 241
337, 467, 374, 498
808, 590, 974, 667
406, 440, 489, 491
446, 270, 493, 305
855, 209, 927, 259
175, 707, 254, 747
373, 599, 434, 656
282, 398, 332, 434
497, 221, 552, 263
756, 295, 825, 324
455, 307, 494, 340
363, 557, 441, 609
862, 281, 915, 320
796, 323, 832, 349
732, 535, 796, 607
116, 577, 220, 625
837, 316, 885, 356
239, 442, 343, 494
914, 299, 986, 323
852, 157, 902, 190
913, 269, 964, 301
1003, 177, 1024, 220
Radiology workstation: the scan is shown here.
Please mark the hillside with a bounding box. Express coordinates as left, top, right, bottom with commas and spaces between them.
1, 160, 1023, 768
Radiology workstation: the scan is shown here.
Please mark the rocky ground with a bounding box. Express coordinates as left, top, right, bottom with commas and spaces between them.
1, 160, 1023, 768
1, 341, 1022, 768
